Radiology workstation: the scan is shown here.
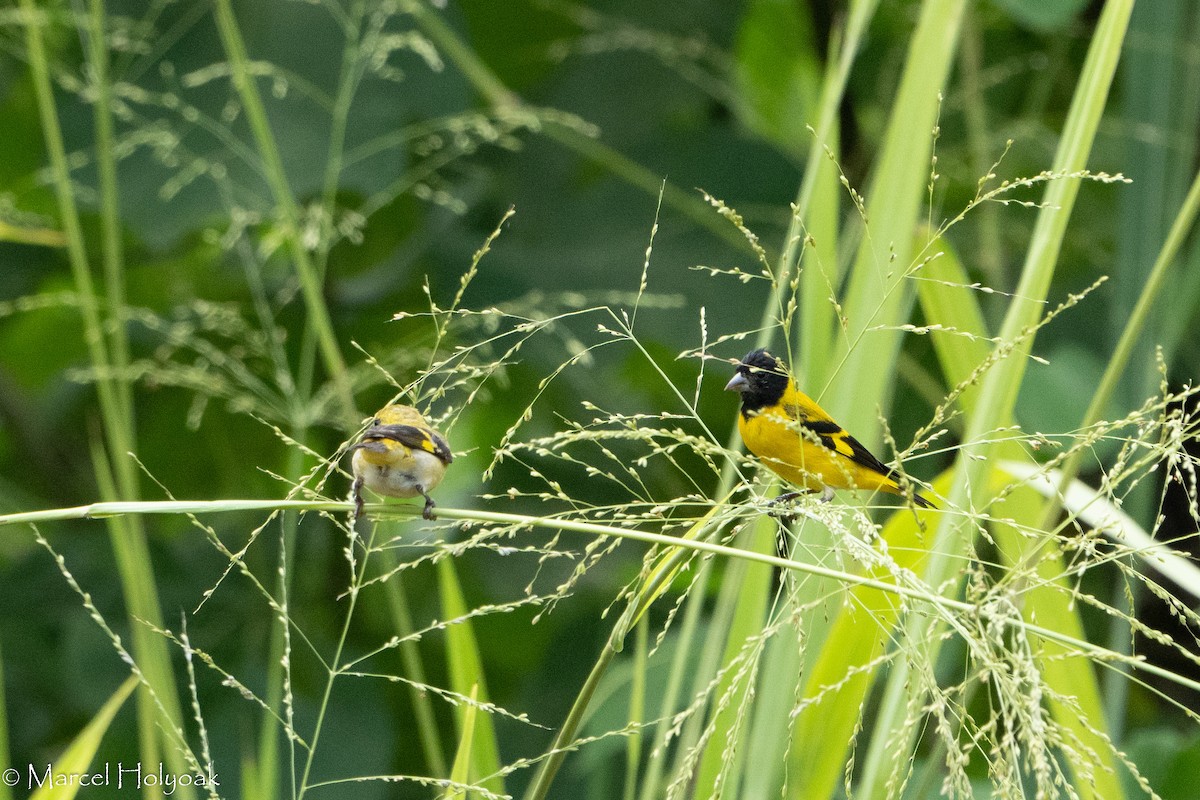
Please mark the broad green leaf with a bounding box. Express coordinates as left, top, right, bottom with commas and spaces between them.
824, 0, 967, 437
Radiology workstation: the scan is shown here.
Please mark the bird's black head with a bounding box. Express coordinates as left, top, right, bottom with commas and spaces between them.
725, 348, 789, 414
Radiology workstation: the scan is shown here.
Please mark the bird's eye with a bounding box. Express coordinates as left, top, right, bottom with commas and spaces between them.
372, 418, 381, 425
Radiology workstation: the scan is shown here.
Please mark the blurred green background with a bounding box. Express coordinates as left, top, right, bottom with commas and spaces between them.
1, 0, 1198, 798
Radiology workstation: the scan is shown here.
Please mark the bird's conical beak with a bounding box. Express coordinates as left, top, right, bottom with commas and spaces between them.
725, 373, 749, 393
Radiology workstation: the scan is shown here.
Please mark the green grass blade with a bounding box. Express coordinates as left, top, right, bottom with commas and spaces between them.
733, 0, 823, 160
823, 0, 967, 432
0, 643, 11, 800
21, 4, 194, 793
915, 231, 991, 415
622, 621, 647, 800
211, 0, 355, 419
796, 121, 841, 389
437, 558, 504, 795
784, 487, 949, 799
29, 676, 137, 800
85, 0, 133, 435
918, 240, 1124, 796
441, 684, 478, 800
691, 519, 775, 798
993, 483, 1125, 800
382, 557, 449, 777
857, 2, 1135, 796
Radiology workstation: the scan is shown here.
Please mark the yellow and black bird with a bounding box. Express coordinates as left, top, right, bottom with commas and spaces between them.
725, 349, 935, 509
350, 404, 453, 520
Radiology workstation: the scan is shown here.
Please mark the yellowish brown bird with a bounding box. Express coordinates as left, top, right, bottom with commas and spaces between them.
350, 404, 453, 520
725, 349, 934, 509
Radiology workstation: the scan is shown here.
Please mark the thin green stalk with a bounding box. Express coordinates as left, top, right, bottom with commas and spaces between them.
251, 509, 300, 800
407, 1, 762, 258
20, 5, 116, 486
86, 0, 133, 432
402, 0, 516, 108
635, 544, 715, 800
539, 122, 755, 255
690, 521, 775, 798
212, 0, 356, 421
622, 620, 647, 800
7, 498, 1197, 697
297, 523, 378, 798
523, 644, 618, 800
380, 560, 449, 777
663, 533, 757, 793
22, 5, 192, 796
317, 0, 366, 268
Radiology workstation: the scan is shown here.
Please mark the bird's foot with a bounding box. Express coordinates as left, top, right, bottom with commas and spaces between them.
421, 492, 437, 521
768, 492, 802, 524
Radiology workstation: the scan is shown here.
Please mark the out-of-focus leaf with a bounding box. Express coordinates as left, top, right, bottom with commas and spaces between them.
733, 0, 823, 156
992, 0, 1089, 32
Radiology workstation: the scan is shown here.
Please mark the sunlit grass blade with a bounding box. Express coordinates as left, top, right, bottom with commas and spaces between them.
911, 192, 1130, 800
622, 620, 647, 800
691, 519, 775, 798
438, 558, 504, 795
611, 495, 733, 650
382, 558, 449, 777
28, 676, 137, 800
822, 0, 967, 431
783, 480, 949, 799
529, 500, 736, 800
441, 683, 478, 800
914, 231, 991, 416
857, 3, 1136, 796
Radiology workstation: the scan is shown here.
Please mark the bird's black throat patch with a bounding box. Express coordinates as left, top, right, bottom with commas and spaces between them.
733, 348, 790, 417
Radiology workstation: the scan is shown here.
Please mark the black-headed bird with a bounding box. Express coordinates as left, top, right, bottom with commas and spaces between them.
351, 404, 453, 520
725, 349, 935, 509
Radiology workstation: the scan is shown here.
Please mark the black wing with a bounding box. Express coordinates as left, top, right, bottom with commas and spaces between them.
362, 424, 454, 464
791, 414, 893, 478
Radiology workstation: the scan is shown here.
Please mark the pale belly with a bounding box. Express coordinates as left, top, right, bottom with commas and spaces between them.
352, 448, 445, 498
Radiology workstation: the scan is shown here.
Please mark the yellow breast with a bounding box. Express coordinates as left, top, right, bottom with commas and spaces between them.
738, 409, 893, 494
